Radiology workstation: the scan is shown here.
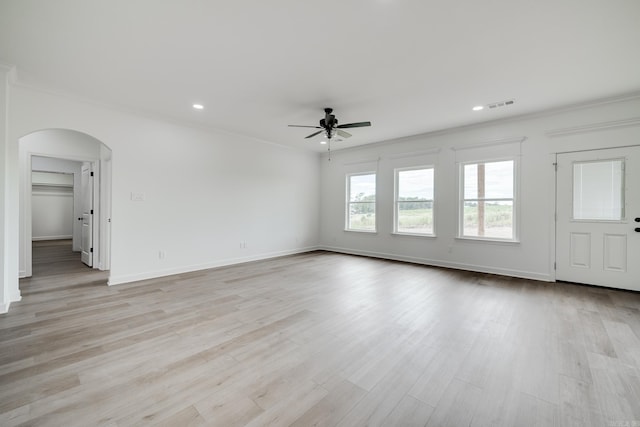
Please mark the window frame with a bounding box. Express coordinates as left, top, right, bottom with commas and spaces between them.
345, 171, 377, 233
393, 165, 436, 237
458, 157, 519, 242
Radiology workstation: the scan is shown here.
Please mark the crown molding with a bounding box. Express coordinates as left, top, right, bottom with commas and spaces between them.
342, 157, 380, 166
388, 148, 441, 160
451, 136, 526, 151
545, 116, 640, 138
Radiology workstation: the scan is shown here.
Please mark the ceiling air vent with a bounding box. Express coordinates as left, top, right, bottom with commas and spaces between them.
487, 99, 515, 109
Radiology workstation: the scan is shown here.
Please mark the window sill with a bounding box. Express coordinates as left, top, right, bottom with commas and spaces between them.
455, 236, 520, 245
344, 229, 378, 234
391, 232, 436, 238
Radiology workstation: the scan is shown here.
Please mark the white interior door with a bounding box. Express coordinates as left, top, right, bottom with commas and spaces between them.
80, 162, 93, 267
556, 146, 640, 291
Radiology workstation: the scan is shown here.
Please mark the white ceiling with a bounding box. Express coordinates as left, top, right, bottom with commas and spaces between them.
1, 0, 639, 152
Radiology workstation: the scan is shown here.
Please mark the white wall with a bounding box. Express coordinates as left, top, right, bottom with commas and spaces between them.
319, 96, 640, 281
2, 83, 320, 312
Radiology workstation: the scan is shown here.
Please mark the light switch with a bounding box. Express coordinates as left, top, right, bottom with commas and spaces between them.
131, 192, 145, 201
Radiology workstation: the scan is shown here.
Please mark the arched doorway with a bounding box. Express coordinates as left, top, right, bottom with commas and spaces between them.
18, 129, 112, 281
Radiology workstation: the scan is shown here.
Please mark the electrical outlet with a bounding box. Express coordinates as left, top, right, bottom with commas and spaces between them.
131, 192, 145, 201
158, 250, 166, 259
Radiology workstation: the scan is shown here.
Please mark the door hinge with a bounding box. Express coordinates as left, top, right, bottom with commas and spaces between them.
554, 262, 556, 270
91, 209, 94, 215
90, 171, 94, 177
90, 248, 94, 253
553, 162, 558, 171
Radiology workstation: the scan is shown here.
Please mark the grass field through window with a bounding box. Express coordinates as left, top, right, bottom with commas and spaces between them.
463, 202, 513, 238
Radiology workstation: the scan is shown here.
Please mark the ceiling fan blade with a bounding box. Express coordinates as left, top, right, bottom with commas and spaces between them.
289, 125, 322, 129
305, 130, 324, 139
337, 121, 371, 129
336, 129, 352, 138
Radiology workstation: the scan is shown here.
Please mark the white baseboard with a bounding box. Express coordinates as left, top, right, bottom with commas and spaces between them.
318, 245, 553, 282
1, 294, 21, 314
107, 246, 320, 286
108, 244, 551, 286
32, 235, 72, 241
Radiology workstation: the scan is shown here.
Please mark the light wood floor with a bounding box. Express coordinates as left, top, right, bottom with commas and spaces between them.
2, 241, 640, 426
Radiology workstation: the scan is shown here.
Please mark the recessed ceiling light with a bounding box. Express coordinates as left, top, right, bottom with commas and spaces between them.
472, 105, 484, 111
320, 141, 327, 145
193, 104, 204, 110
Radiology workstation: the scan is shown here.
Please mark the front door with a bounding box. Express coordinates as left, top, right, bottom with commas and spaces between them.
80, 162, 93, 267
556, 146, 640, 291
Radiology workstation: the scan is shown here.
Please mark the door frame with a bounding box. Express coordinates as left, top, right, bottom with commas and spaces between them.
553, 144, 640, 286
22, 152, 105, 277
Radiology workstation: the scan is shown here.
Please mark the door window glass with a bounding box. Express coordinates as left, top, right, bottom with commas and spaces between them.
573, 159, 624, 220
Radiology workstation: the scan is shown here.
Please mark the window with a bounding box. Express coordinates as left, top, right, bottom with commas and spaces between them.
460, 159, 516, 240
395, 167, 434, 235
573, 159, 624, 221
346, 173, 376, 231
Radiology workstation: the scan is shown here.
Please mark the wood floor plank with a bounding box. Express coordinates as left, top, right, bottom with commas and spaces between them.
194, 395, 263, 427
424, 378, 483, 427
509, 392, 560, 427
381, 395, 434, 427
289, 379, 367, 427
335, 334, 435, 427
243, 380, 327, 427
586, 351, 640, 423
408, 343, 469, 407
150, 405, 207, 427
602, 319, 640, 368
558, 374, 606, 427
578, 310, 618, 357
1, 241, 640, 426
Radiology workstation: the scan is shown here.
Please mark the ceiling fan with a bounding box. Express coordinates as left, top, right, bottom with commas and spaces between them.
289, 108, 371, 141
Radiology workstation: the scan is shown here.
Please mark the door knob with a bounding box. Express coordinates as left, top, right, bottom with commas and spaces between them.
635, 217, 640, 222
636, 228, 640, 232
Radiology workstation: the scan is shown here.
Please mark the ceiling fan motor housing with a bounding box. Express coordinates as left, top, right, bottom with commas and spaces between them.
320, 116, 337, 129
